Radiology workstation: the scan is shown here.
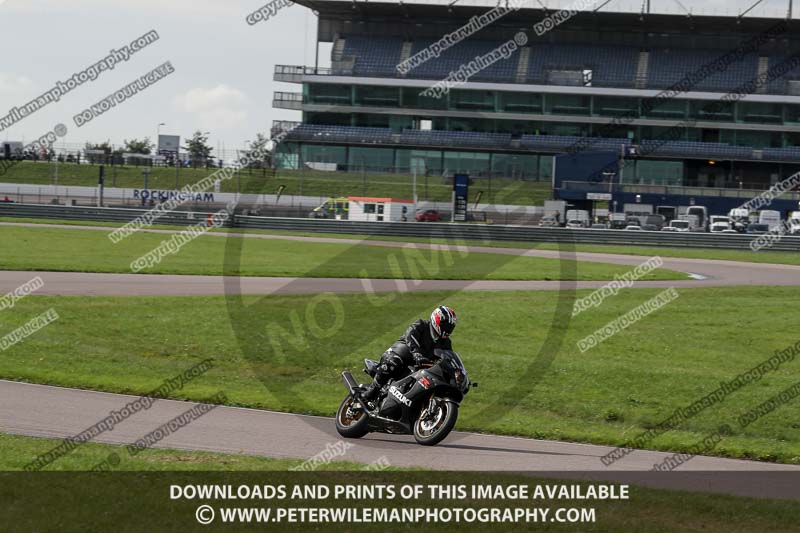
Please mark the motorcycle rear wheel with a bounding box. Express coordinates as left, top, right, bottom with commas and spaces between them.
414, 398, 458, 446
335, 395, 369, 438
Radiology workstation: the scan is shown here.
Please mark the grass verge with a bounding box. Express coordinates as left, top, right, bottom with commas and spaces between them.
0, 162, 552, 205
2, 287, 799, 463
2, 217, 798, 266
0, 224, 685, 281
0, 432, 389, 471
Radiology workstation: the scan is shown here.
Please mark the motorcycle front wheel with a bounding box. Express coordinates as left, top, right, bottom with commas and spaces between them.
335, 395, 369, 438
413, 397, 458, 446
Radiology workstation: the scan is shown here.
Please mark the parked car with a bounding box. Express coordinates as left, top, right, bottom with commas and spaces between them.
710, 222, 730, 233
641, 224, 659, 231
644, 214, 666, 230
539, 216, 560, 227
565, 209, 590, 227
720, 229, 739, 234
590, 223, 607, 229
566, 219, 585, 229
624, 225, 642, 231
415, 209, 441, 222
668, 220, 691, 232
661, 226, 679, 232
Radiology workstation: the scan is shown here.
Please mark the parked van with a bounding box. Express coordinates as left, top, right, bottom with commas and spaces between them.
758, 210, 782, 231
789, 212, 800, 235
310, 197, 349, 219
686, 206, 709, 231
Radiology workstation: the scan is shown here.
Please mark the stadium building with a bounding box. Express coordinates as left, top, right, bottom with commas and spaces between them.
272, 0, 800, 215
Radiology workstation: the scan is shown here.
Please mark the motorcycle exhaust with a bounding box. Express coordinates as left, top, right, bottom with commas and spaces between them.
341, 371, 360, 396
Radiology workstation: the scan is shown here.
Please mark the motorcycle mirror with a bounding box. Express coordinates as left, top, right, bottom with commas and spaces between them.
472, 382, 479, 388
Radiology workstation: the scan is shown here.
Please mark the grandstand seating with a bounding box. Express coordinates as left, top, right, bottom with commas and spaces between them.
520, 135, 629, 151
766, 55, 800, 94
335, 33, 798, 94
287, 124, 395, 144
340, 34, 404, 78
407, 39, 519, 82
647, 48, 760, 92
762, 146, 800, 161
641, 140, 755, 160
401, 129, 512, 148
526, 44, 639, 87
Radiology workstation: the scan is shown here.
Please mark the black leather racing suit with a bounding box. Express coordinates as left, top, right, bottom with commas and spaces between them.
363, 319, 452, 401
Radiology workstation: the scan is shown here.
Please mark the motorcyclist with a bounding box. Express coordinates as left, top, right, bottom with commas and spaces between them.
361, 305, 457, 404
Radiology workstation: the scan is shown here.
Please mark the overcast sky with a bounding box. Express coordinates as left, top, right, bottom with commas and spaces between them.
0, 0, 794, 152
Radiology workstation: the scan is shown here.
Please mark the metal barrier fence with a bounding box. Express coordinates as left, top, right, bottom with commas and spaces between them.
2, 202, 800, 252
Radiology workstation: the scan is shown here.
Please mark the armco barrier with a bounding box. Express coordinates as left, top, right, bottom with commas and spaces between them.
2, 202, 800, 252
0, 203, 229, 228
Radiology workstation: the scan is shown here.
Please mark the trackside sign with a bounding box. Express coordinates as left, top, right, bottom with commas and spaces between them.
133, 189, 215, 202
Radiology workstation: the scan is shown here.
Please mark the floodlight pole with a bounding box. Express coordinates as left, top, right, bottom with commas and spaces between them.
413, 168, 418, 207
739, 0, 767, 19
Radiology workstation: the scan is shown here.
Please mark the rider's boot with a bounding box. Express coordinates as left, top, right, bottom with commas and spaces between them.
361, 374, 387, 409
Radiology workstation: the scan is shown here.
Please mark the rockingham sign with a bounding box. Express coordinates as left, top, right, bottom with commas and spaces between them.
133, 189, 215, 203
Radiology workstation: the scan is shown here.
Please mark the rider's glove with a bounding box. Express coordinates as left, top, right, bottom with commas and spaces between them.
413, 353, 432, 366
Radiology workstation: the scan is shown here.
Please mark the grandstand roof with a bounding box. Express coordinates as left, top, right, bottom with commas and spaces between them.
294, 0, 800, 45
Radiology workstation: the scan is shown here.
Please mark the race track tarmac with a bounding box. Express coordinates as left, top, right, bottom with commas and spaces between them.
2, 380, 798, 500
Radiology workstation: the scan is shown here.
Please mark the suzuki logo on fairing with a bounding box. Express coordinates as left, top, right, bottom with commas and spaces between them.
389, 386, 412, 407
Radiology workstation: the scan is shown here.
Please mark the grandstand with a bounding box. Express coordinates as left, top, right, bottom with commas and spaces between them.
272, 1, 800, 213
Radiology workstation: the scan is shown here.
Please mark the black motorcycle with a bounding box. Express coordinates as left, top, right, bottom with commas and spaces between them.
335, 349, 475, 446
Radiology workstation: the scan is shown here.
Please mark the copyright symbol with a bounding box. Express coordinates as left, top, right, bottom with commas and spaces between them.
196, 505, 215, 525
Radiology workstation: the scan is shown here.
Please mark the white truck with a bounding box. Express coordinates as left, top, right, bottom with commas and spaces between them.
789, 211, 800, 235
676, 214, 700, 231
686, 206, 709, 232
759, 210, 782, 231
543, 200, 566, 225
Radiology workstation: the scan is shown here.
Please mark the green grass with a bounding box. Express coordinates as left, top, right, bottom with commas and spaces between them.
2, 436, 797, 533
4, 217, 799, 266
1, 161, 552, 206
0, 432, 389, 472
2, 287, 800, 463
535, 243, 800, 266
0, 224, 685, 281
